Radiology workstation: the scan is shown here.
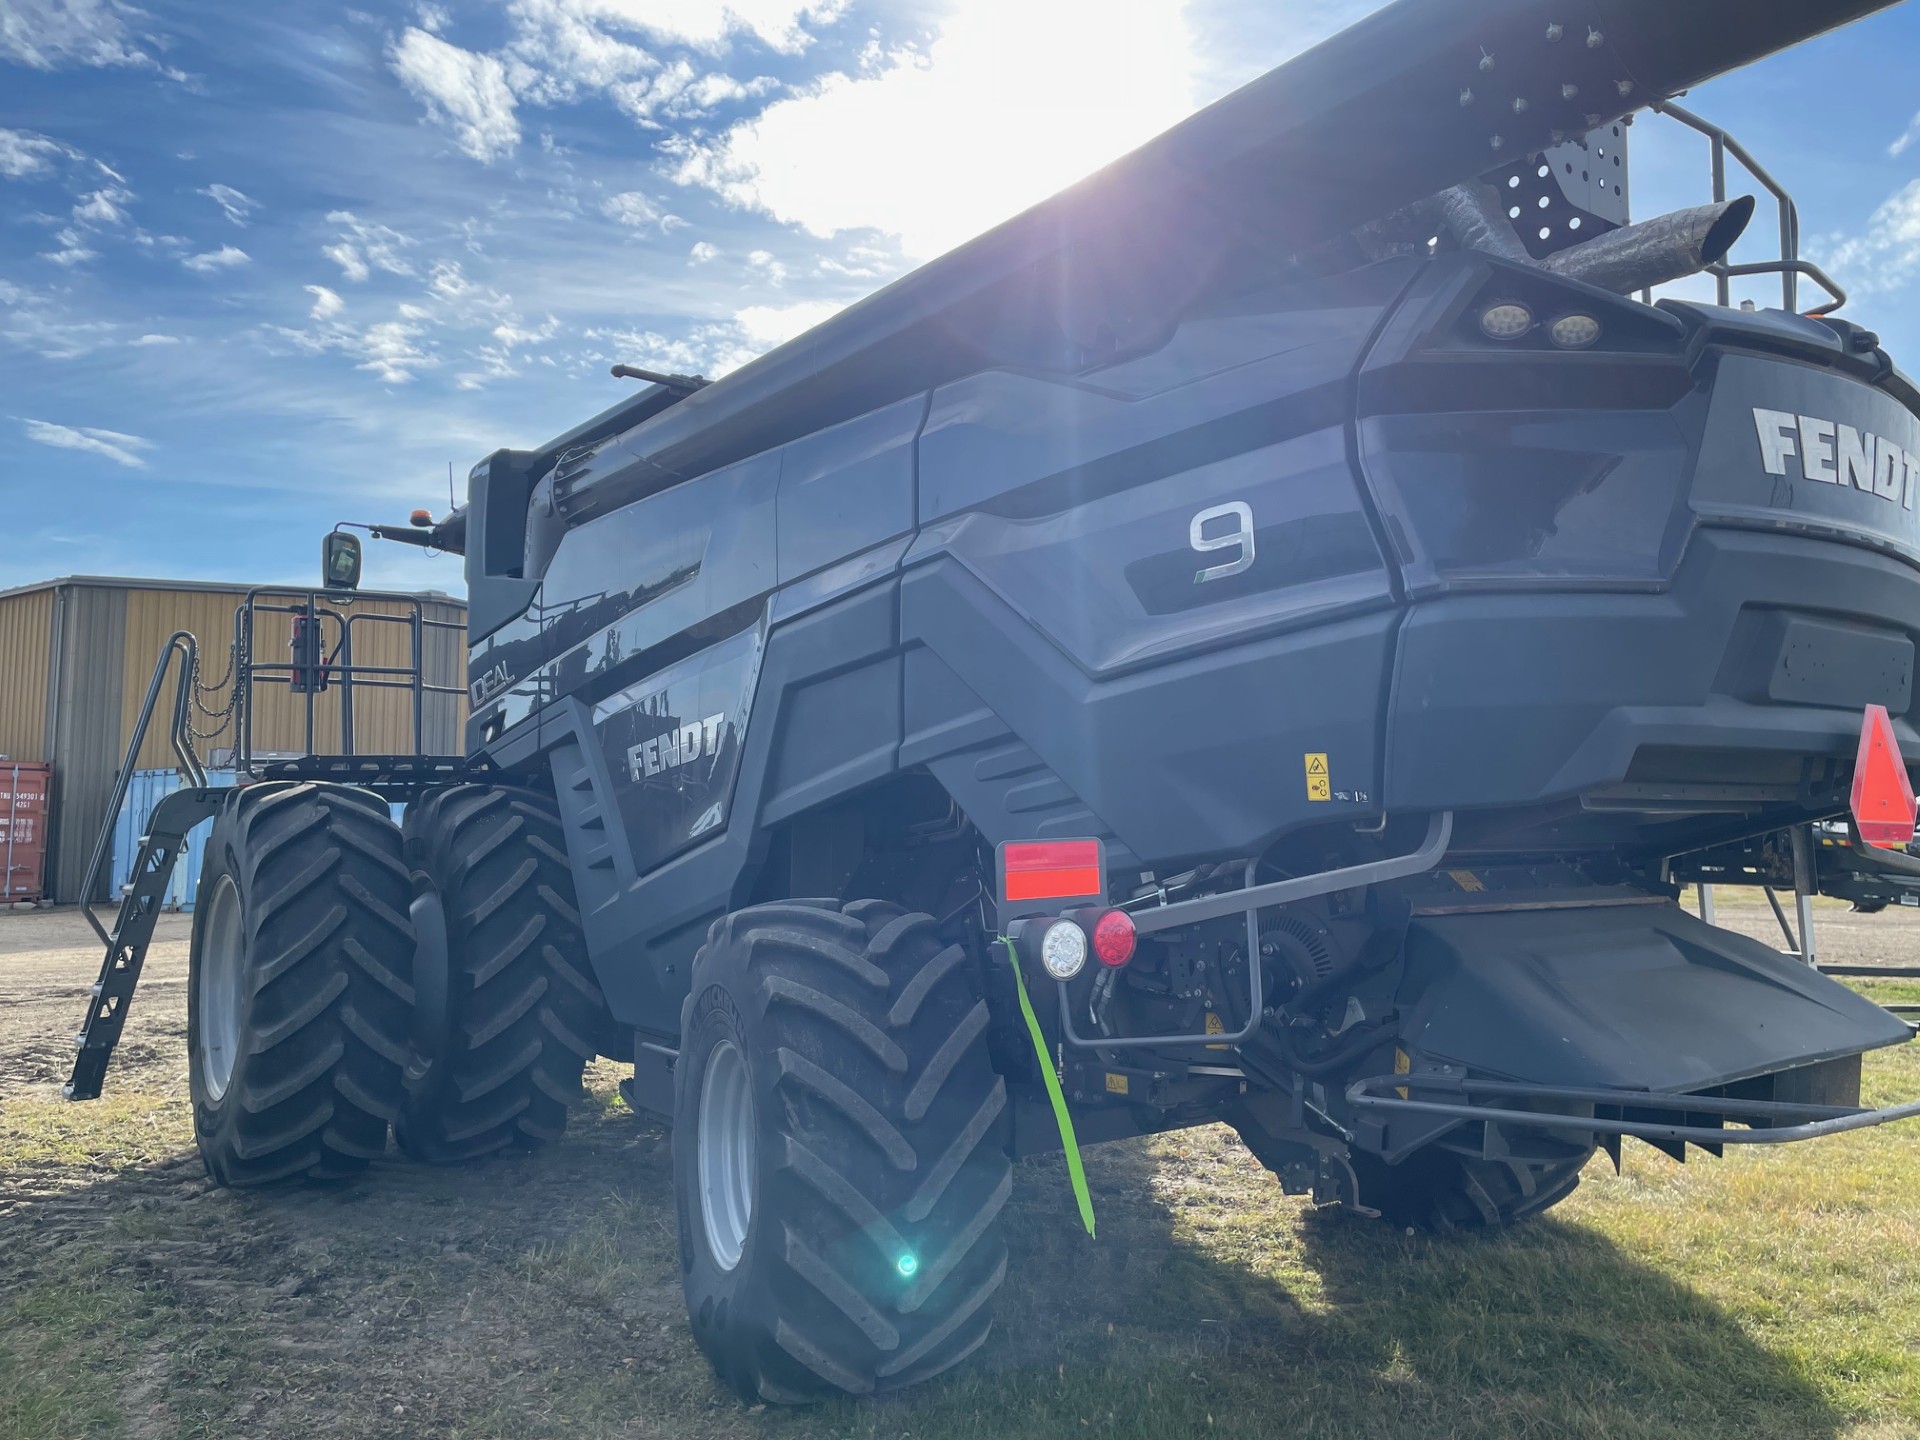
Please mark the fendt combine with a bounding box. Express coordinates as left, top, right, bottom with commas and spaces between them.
67, 0, 1920, 1402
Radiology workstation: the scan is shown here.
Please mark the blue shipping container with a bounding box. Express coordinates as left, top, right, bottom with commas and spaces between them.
111, 770, 405, 912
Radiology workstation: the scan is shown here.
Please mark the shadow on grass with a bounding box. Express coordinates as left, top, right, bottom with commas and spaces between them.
842, 1137, 1847, 1440
0, 1095, 1849, 1440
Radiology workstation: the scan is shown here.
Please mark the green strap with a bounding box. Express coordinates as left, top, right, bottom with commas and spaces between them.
1000, 937, 1096, 1238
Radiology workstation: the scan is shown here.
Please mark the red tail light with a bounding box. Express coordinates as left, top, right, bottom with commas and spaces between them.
1851, 704, 1916, 848
1091, 909, 1137, 967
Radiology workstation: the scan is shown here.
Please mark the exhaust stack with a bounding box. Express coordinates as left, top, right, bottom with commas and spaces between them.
1543, 195, 1756, 294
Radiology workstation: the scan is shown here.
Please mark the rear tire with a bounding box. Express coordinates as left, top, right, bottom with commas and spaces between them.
395, 785, 603, 1164
188, 783, 414, 1186
673, 900, 1011, 1403
1349, 1146, 1593, 1232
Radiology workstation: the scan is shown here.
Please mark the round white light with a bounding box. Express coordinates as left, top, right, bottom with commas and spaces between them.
1040, 920, 1088, 981
1479, 302, 1533, 340
1548, 313, 1602, 349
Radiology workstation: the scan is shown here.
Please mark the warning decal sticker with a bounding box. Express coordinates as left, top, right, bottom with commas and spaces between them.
1305, 752, 1331, 802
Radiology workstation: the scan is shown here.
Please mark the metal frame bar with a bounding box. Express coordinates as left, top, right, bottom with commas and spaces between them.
1347, 1072, 1920, 1146
1055, 812, 1453, 1052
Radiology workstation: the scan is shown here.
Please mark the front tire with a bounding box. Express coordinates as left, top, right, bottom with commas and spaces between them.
673, 901, 1011, 1403
188, 783, 414, 1186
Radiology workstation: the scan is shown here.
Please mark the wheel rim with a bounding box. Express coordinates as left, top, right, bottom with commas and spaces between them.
197, 873, 246, 1103
697, 1039, 754, 1271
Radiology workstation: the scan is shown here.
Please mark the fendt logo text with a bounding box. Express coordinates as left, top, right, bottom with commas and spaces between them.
1753, 408, 1920, 509
627, 714, 726, 782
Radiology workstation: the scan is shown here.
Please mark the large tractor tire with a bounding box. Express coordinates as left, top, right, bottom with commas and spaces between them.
188, 783, 414, 1186
1348, 1145, 1594, 1232
673, 900, 1011, 1404
395, 785, 602, 1163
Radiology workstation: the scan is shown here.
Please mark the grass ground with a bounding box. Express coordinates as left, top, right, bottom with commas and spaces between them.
3, 900, 1920, 1439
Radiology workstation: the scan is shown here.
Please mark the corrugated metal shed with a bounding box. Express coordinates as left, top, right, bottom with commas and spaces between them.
0, 587, 55, 762
0, 575, 466, 902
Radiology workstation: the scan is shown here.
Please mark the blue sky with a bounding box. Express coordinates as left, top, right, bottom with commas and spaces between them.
2, 0, 1918, 597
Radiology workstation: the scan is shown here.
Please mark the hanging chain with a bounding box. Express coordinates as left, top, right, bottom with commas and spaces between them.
184, 638, 241, 744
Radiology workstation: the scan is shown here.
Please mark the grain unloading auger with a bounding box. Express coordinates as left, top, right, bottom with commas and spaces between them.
66, 0, 1920, 1404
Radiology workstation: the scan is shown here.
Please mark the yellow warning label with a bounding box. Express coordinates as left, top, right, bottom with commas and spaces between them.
1305, 752, 1331, 802
1205, 1012, 1228, 1051
1448, 869, 1486, 893
1104, 1072, 1130, 1095
1394, 1047, 1411, 1100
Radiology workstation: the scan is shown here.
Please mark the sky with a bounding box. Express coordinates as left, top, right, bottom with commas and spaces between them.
2, 0, 1918, 597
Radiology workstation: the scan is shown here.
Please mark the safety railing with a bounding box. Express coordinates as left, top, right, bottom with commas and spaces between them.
229, 587, 466, 774
1651, 100, 1847, 317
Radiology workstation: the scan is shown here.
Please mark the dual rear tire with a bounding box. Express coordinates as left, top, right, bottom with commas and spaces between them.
187, 781, 598, 1182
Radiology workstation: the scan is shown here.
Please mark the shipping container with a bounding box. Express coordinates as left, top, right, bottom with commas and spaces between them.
110, 769, 406, 912
0, 575, 465, 902
0, 760, 49, 902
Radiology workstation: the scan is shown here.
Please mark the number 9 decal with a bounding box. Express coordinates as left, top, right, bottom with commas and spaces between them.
1190, 501, 1255, 584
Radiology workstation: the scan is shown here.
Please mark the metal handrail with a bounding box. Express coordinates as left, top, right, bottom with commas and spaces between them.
79, 630, 203, 944
231, 587, 465, 774
1651, 100, 1846, 316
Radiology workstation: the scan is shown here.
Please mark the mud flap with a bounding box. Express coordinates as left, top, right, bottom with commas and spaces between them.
1394, 900, 1910, 1096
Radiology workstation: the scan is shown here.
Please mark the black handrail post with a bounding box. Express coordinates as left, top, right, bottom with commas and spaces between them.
337, 613, 355, 757
410, 601, 425, 757
80, 631, 199, 945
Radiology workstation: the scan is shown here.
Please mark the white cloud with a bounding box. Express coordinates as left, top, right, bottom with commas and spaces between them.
0, 0, 176, 73
733, 298, 839, 349
21, 418, 154, 469
71, 185, 130, 226
182, 244, 250, 272
0, 127, 78, 179
200, 183, 257, 226
601, 190, 685, 230
390, 27, 521, 164
324, 243, 370, 283
322, 212, 416, 282
306, 284, 344, 319
1815, 179, 1920, 296
129, 333, 180, 346
40, 227, 97, 266
673, 0, 1196, 259
746, 248, 785, 285
1892, 111, 1920, 159
689, 240, 720, 263
584, 297, 842, 380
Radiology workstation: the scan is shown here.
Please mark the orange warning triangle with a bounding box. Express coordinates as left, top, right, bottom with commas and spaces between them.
1851, 704, 1917, 848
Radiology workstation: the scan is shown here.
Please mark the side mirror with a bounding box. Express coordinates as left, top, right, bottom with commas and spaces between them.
322, 531, 362, 591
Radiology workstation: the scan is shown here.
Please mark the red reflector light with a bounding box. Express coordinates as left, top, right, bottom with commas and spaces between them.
1092, 909, 1136, 967
1001, 840, 1103, 903
1851, 704, 1917, 848
410, 508, 433, 527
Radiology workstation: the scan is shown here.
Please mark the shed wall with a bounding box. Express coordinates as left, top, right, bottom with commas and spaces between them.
0, 589, 54, 762
49, 584, 128, 903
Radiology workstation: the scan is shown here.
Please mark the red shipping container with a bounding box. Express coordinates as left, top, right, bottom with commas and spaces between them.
0, 762, 49, 903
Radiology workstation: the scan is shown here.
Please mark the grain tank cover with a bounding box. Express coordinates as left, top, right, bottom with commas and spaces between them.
554, 0, 1900, 523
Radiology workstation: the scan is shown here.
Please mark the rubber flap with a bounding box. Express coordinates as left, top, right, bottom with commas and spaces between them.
1398, 902, 1910, 1093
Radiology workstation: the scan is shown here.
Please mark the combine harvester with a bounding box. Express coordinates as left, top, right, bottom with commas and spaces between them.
67, 0, 1920, 1402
